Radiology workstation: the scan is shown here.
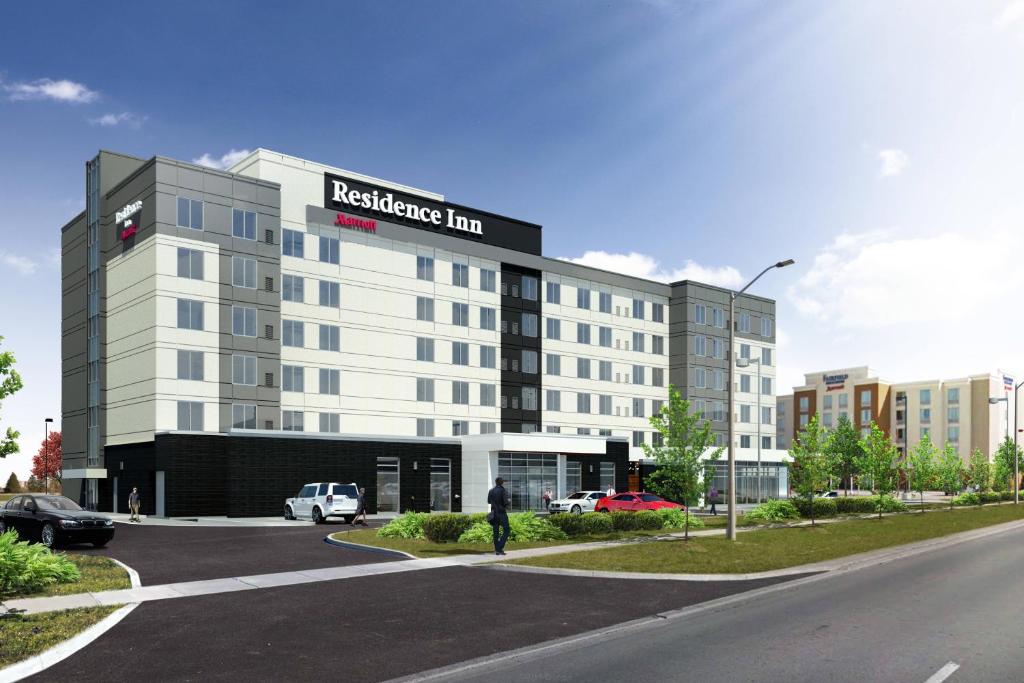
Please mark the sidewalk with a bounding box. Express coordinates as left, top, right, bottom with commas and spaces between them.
105, 512, 398, 527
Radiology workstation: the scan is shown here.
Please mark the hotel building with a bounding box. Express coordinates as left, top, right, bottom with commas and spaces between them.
60, 149, 782, 516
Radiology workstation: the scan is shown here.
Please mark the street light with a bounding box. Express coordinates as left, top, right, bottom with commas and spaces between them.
991, 389, 1022, 504
727, 258, 795, 541
43, 417, 54, 494
736, 357, 763, 504
895, 394, 908, 497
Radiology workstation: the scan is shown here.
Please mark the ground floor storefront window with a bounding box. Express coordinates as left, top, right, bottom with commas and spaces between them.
498, 453, 558, 511
430, 458, 450, 511
377, 456, 400, 512
600, 461, 615, 493
708, 461, 789, 503
565, 460, 582, 496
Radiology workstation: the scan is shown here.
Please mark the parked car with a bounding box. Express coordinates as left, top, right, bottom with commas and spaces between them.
547, 491, 608, 514
594, 492, 684, 513
284, 482, 360, 524
0, 495, 115, 548
817, 491, 840, 498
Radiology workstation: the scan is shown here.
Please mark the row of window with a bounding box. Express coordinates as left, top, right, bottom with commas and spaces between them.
694, 303, 774, 338
176, 199, 260, 241
737, 404, 775, 425
547, 283, 665, 321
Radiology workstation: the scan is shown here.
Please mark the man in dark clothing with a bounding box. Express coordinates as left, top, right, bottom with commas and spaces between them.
487, 477, 511, 555
128, 487, 141, 523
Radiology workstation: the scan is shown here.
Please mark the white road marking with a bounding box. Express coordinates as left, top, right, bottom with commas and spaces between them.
924, 661, 960, 683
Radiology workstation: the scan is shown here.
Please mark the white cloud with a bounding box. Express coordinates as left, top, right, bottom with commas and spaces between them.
1, 252, 39, 276
89, 111, 145, 129
878, 149, 909, 177
558, 250, 743, 288
4, 78, 98, 103
996, 1, 1024, 29
192, 149, 253, 171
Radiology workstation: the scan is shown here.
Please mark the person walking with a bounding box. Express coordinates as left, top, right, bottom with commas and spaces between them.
351, 487, 368, 526
487, 477, 511, 556
543, 488, 552, 511
128, 487, 141, 523
708, 486, 719, 516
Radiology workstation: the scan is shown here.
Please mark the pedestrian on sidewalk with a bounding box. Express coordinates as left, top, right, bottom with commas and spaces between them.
351, 487, 368, 526
129, 487, 141, 523
543, 488, 552, 510
709, 487, 718, 516
487, 477, 511, 556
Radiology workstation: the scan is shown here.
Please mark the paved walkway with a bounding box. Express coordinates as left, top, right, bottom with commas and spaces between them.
106, 512, 398, 526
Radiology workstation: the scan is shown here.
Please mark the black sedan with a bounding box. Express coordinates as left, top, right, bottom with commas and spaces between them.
0, 494, 115, 548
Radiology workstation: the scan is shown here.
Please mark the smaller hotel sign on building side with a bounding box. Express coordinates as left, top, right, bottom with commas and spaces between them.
823, 373, 849, 391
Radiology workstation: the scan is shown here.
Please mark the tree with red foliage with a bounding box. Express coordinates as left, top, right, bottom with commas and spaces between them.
31, 430, 62, 484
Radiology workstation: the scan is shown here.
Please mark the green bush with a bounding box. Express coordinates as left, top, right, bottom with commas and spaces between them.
457, 512, 568, 544
376, 512, 429, 539
421, 513, 475, 543
871, 495, 908, 513
980, 491, 1002, 504
1001, 491, 1015, 501
580, 512, 615, 535
791, 497, 837, 518
0, 530, 80, 597
833, 496, 876, 514
547, 513, 588, 536
952, 492, 980, 506
656, 507, 705, 530
607, 510, 665, 531
744, 499, 801, 523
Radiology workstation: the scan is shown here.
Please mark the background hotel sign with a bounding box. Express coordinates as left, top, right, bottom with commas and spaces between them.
322, 172, 543, 255
823, 373, 848, 391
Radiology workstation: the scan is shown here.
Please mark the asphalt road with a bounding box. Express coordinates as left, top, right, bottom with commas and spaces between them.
68, 520, 389, 584
437, 523, 1024, 682
28, 566, 801, 682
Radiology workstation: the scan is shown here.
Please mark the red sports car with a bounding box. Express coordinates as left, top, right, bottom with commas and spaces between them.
594, 492, 684, 513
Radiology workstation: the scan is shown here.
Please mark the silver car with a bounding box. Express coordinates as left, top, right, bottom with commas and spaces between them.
547, 491, 607, 514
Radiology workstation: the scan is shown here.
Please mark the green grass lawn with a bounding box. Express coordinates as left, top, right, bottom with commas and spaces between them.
0, 606, 119, 669
0, 494, 14, 503
6, 554, 131, 599
507, 504, 1024, 574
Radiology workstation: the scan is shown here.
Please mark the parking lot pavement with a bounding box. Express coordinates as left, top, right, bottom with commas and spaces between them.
29, 566, 806, 682
67, 520, 390, 585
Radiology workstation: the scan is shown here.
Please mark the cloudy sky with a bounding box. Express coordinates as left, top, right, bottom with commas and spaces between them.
1, 1, 1022, 478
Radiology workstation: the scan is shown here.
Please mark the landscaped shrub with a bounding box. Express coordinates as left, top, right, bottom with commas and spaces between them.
0, 530, 80, 597
1001, 491, 1015, 501
547, 513, 588, 536
607, 510, 665, 531
980, 491, 1002, 504
871, 495, 908, 513
580, 512, 615, 535
744, 499, 800, 523
791, 497, 837, 518
376, 512, 429, 539
657, 507, 705, 530
953, 492, 980, 506
833, 496, 877, 514
457, 512, 568, 544
421, 513, 475, 543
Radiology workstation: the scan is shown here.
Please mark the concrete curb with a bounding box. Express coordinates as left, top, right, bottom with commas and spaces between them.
324, 534, 417, 560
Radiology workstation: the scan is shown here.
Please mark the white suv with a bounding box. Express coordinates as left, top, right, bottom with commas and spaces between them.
285, 482, 360, 524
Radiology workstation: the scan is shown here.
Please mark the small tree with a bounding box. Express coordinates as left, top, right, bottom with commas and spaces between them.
25, 475, 44, 492
935, 442, 966, 509
967, 448, 991, 504
789, 414, 829, 527
906, 432, 937, 513
643, 385, 723, 540
0, 337, 24, 459
31, 430, 62, 487
992, 437, 1021, 494
857, 422, 900, 519
825, 414, 862, 496
4, 472, 19, 493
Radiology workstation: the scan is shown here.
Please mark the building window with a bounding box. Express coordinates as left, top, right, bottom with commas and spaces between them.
920, 389, 931, 405
416, 337, 435, 362
546, 317, 561, 340
577, 323, 591, 344
694, 335, 706, 356
740, 435, 751, 448
740, 405, 751, 423
480, 307, 497, 330
319, 324, 340, 351
231, 403, 257, 430
762, 406, 772, 425
481, 383, 497, 407
318, 235, 340, 264
229, 306, 256, 337
695, 367, 707, 389
737, 343, 749, 360
319, 368, 340, 395
576, 357, 591, 379
712, 401, 726, 422
598, 360, 612, 382
522, 276, 538, 301
417, 255, 434, 281
319, 281, 340, 308
452, 381, 470, 405
947, 425, 959, 443
522, 313, 538, 337
232, 208, 257, 240
799, 396, 809, 411
823, 395, 833, 410
177, 401, 203, 431
652, 335, 665, 355
632, 332, 645, 353
631, 431, 644, 447
282, 229, 304, 257
546, 281, 560, 304
320, 413, 340, 433
417, 377, 435, 402
282, 410, 304, 432
632, 299, 644, 320
695, 304, 706, 325
860, 408, 872, 424
590, 326, 608, 348
712, 338, 724, 359
522, 386, 538, 411
480, 345, 496, 368
577, 393, 591, 414
632, 398, 645, 418
452, 302, 469, 327
762, 377, 772, 395
546, 353, 561, 376
633, 365, 645, 386
577, 287, 591, 309
417, 418, 435, 437
799, 414, 810, 428
452, 262, 469, 287
232, 354, 257, 385
231, 256, 257, 288
416, 296, 434, 322
452, 341, 469, 366
480, 421, 497, 434
177, 299, 204, 331
762, 348, 772, 366
649, 302, 664, 323
451, 420, 469, 436
838, 393, 848, 409
761, 317, 773, 337
921, 408, 931, 424
546, 389, 561, 411
176, 350, 203, 380
653, 367, 665, 387
740, 375, 751, 393
176, 197, 204, 230
711, 369, 726, 391
282, 319, 304, 347
713, 307, 725, 328
523, 350, 538, 374
282, 275, 304, 302
860, 389, 872, 406
738, 311, 751, 333
596, 394, 610, 415
480, 268, 496, 292
282, 365, 304, 392
947, 387, 960, 404
177, 248, 203, 279
598, 291, 612, 313
948, 406, 959, 422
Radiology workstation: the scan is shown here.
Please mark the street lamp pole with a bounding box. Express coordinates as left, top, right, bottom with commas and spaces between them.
990, 395, 1010, 500
726, 259, 794, 542
43, 417, 54, 494
1014, 380, 1023, 504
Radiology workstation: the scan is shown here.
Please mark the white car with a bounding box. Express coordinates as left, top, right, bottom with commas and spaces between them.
547, 491, 608, 514
285, 482, 360, 524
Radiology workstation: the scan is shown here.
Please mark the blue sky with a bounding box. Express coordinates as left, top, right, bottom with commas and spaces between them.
1, 0, 1023, 478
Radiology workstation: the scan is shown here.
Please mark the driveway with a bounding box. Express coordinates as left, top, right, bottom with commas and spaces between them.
68, 520, 390, 584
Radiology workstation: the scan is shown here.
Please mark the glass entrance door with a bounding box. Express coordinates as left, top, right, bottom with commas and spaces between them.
498, 452, 558, 511
430, 458, 451, 512
377, 457, 400, 512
